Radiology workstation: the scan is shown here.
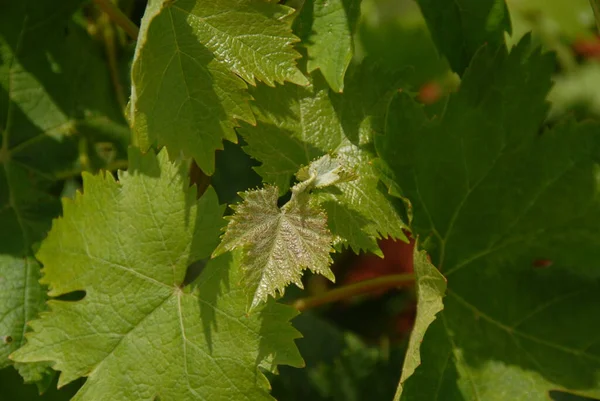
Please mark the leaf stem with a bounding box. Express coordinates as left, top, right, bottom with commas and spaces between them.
591, 0, 600, 33
292, 273, 415, 311
93, 0, 139, 40
99, 13, 127, 113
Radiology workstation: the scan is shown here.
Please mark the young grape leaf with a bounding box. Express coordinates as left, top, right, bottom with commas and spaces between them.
294, 0, 362, 92
239, 65, 408, 255
213, 186, 334, 309
393, 246, 446, 400
0, 0, 128, 385
416, 0, 511, 74
11, 149, 303, 401
377, 38, 600, 400
130, 0, 308, 174
296, 154, 356, 189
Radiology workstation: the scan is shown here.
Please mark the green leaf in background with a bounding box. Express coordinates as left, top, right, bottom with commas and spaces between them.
11, 149, 303, 400
393, 246, 446, 400
295, 0, 362, 92
377, 37, 600, 400
507, 0, 593, 45
239, 65, 408, 255
214, 185, 335, 309
0, 366, 82, 401
415, 0, 511, 74
0, 0, 128, 386
130, 0, 308, 174
271, 312, 404, 401
548, 62, 600, 119
358, 0, 450, 88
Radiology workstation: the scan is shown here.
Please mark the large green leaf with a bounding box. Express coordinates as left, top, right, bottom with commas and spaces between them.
239, 65, 408, 255
377, 38, 600, 399
0, 0, 127, 384
416, 0, 511, 74
295, 0, 362, 92
130, 0, 308, 174
12, 149, 303, 401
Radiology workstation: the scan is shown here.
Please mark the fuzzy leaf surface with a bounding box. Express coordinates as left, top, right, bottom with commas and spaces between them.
130, 0, 307, 174
11, 149, 303, 401
296, 154, 356, 189
295, 0, 362, 92
377, 38, 600, 400
239, 66, 408, 255
0, 0, 127, 382
214, 186, 334, 308
416, 0, 511, 74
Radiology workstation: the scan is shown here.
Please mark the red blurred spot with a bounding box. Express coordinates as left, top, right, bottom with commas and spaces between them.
418, 81, 442, 105
532, 259, 553, 268
343, 232, 415, 296
573, 36, 600, 60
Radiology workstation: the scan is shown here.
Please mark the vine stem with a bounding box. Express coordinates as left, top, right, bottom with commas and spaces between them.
292, 273, 415, 311
591, 0, 600, 33
93, 0, 139, 40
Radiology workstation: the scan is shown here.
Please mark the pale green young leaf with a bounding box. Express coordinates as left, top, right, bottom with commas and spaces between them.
393, 247, 446, 400
0, 0, 128, 384
378, 38, 600, 400
296, 154, 356, 189
295, 0, 362, 92
130, 0, 308, 174
239, 66, 408, 255
214, 186, 334, 309
11, 149, 303, 401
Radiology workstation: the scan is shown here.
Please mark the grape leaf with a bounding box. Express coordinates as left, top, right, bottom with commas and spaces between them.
213, 185, 335, 309
295, 0, 362, 92
239, 66, 408, 255
393, 246, 446, 400
0, 0, 128, 384
377, 38, 600, 400
11, 149, 303, 401
130, 0, 308, 174
416, 0, 511, 74
296, 154, 356, 189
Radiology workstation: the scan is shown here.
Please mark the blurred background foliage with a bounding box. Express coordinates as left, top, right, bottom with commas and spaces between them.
3, 0, 600, 400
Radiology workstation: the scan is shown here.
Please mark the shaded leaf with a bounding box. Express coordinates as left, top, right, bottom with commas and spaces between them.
0, 0, 128, 384
130, 0, 307, 174
416, 0, 511, 74
377, 37, 600, 400
239, 65, 408, 255
295, 0, 362, 92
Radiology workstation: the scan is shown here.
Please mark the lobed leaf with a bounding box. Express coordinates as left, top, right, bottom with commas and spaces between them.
377, 37, 600, 400
239, 65, 408, 255
0, 0, 128, 385
295, 0, 362, 92
416, 0, 511, 74
11, 149, 303, 401
130, 0, 308, 174
214, 185, 335, 309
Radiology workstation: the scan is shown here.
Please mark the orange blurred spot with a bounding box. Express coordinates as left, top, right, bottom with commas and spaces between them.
418, 81, 442, 105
